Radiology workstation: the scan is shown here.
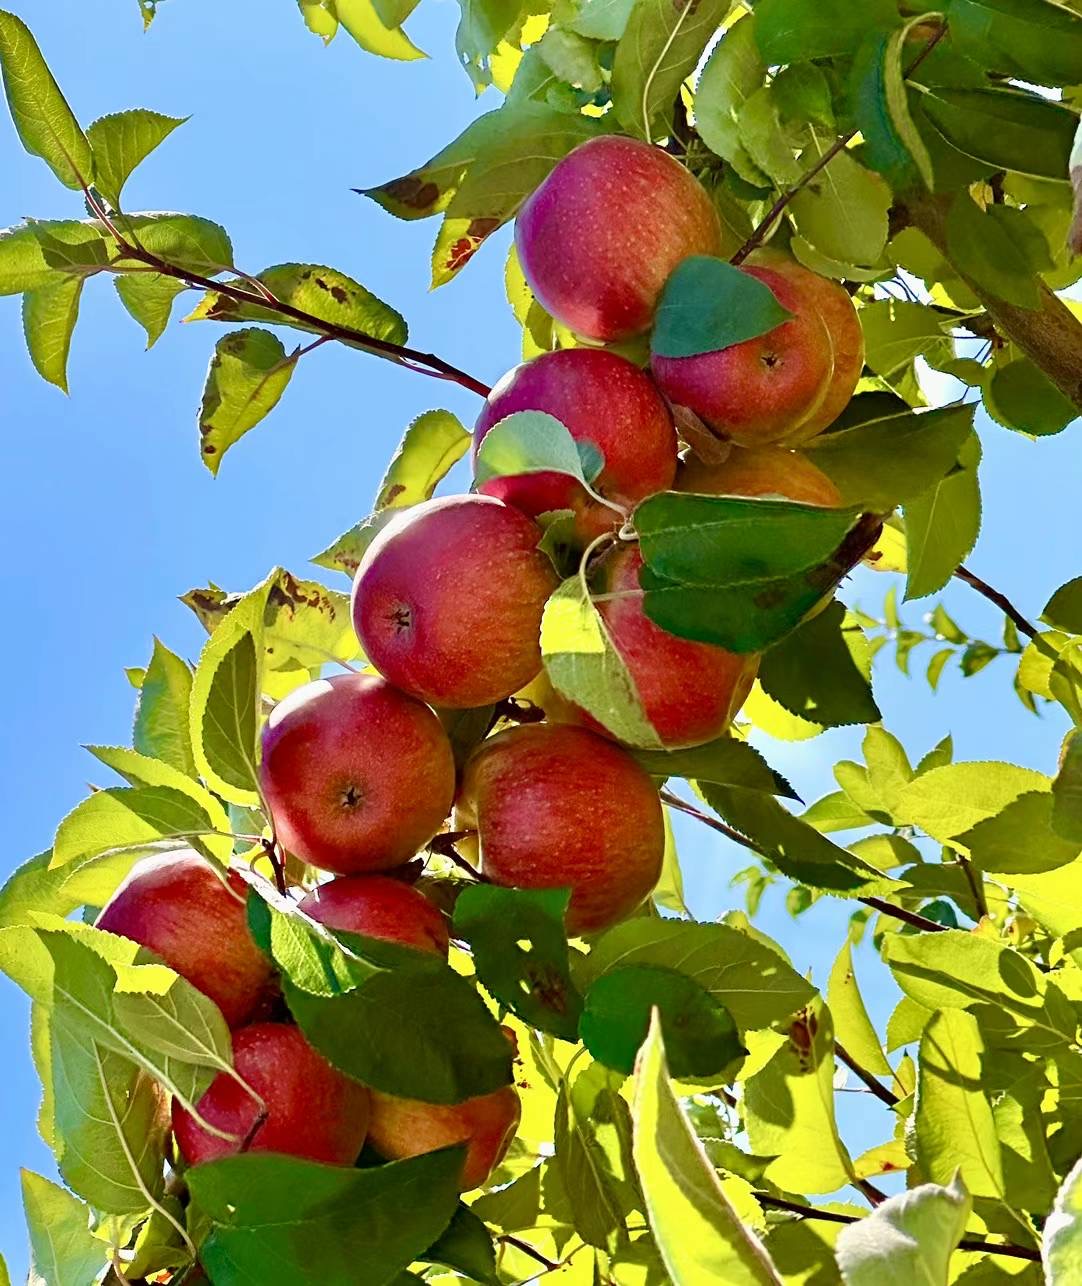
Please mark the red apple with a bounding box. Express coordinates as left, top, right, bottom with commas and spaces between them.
456, 723, 664, 934
366, 1081, 520, 1191
677, 445, 842, 507
172, 1022, 369, 1166
298, 875, 449, 957
747, 250, 864, 442
259, 673, 455, 876
474, 349, 677, 543
651, 265, 834, 445
96, 851, 274, 1028
351, 495, 559, 708
589, 545, 758, 748
515, 136, 723, 342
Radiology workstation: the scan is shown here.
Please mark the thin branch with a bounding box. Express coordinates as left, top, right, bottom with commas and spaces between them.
754, 1194, 1041, 1263
500, 1234, 560, 1273
956, 850, 989, 920
954, 566, 1038, 640
660, 790, 948, 934
731, 21, 947, 265
855, 1178, 888, 1206
835, 1042, 900, 1108
80, 186, 491, 399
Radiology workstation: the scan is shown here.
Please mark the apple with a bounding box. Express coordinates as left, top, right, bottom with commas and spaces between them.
474, 348, 677, 543
515, 136, 723, 342
456, 723, 664, 934
747, 249, 864, 442
651, 264, 834, 445
677, 445, 842, 507
589, 544, 759, 748
260, 673, 455, 876
298, 874, 449, 957
366, 1081, 520, 1191
351, 495, 559, 708
172, 1022, 370, 1166
96, 851, 274, 1028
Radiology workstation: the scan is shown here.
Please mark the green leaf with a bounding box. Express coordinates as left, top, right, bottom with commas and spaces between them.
1046, 1154, 1082, 1284
374, 408, 470, 508
699, 784, 888, 892
959, 790, 1079, 875
115, 273, 187, 348
453, 885, 583, 1039
1044, 579, 1082, 634
632, 735, 796, 796
541, 576, 663, 751
133, 638, 195, 775
858, 299, 949, 379
52, 783, 226, 873
851, 18, 936, 189
947, 0, 1082, 88
650, 256, 793, 360
828, 940, 894, 1084
754, 0, 898, 61
335, 0, 426, 60
986, 356, 1079, 437
581, 964, 743, 1077
454, 0, 519, 86
0, 12, 94, 189
895, 761, 1047, 842
189, 1150, 462, 1286
916, 1009, 1004, 1199
564, 0, 638, 41
758, 601, 880, 728
198, 328, 296, 475
189, 578, 269, 806
475, 410, 598, 487
903, 431, 981, 600
610, 0, 730, 140
583, 918, 815, 1032
918, 85, 1078, 180
299, 0, 339, 40
835, 1175, 971, 1285
790, 129, 892, 266
119, 212, 233, 275
633, 1014, 783, 1285
21, 1170, 103, 1286
946, 195, 1052, 309
744, 997, 855, 1194
85, 109, 186, 207
51, 1012, 169, 1215
0, 220, 93, 295
1053, 732, 1082, 846
536, 28, 604, 93
738, 84, 803, 186
21, 275, 83, 393
694, 15, 768, 185
420, 1204, 498, 1283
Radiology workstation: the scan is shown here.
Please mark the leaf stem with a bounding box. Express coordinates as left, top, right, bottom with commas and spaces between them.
79, 186, 491, 398
499, 1234, 560, 1272
835, 1042, 900, 1108
730, 21, 948, 265
753, 1193, 1040, 1262
953, 565, 1038, 640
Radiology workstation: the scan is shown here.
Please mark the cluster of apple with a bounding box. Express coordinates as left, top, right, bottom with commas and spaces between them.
92, 134, 862, 1196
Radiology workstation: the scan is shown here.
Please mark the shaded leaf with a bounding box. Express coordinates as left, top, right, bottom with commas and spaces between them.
115, 273, 187, 348
133, 638, 195, 776
695, 15, 768, 185
21, 275, 83, 392
85, 108, 186, 207
903, 430, 981, 600
754, 0, 898, 62
650, 255, 793, 360
22, 1170, 102, 1286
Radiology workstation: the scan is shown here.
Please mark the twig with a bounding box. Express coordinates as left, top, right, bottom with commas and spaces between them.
659, 790, 948, 934
835, 1042, 900, 1108
754, 1194, 1040, 1262
428, 831, 489, 882
500, 1234, 560, 1272
731, 21, 948, 265
954, 566, 1038, 640
261, 837, 287, 896
856, 1178, 888, 1206
956, 850, 989, 919
80, 187, 491, 398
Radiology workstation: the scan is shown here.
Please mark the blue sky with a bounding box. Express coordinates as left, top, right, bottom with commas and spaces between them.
0, 0, 1077, 1274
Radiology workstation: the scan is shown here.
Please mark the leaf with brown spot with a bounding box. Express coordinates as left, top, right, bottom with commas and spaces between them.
197, 328, 296, 476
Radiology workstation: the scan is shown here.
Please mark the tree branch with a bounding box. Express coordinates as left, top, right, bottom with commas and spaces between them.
82, 188, 491, 399
731, 21, 947, 265
658, 790, 948, 934
953, 565, 1038, 640
753, 1194, 1041, 1262
835, 1042, 900, 1107
499, 1234, 560, 1272
899, 190, 1082, 413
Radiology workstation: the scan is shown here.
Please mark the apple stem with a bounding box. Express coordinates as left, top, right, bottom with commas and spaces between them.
79, 186, 493, 399
261, 837, 288, 896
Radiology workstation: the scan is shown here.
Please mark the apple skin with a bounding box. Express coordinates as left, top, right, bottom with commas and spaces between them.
96, 851, 275, 1029
588, 545, 758, 748
677, 445, 842, 507
747, 250, 864, 443
352, 495, 559, 708
474, 349, 677, 543
172, 1022, 370, 1167
259, 673, 456, 876
298, 875, 449, 957
515, 136, 723, 342
366, 1081, 520, 1191
651, 265, 833, 445
456, 723, 664, 934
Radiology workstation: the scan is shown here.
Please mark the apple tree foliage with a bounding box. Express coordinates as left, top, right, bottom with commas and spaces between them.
2, 1, 1082, 1283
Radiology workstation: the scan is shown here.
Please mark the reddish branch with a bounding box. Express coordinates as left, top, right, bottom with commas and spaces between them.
954, 566, 1038, 640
